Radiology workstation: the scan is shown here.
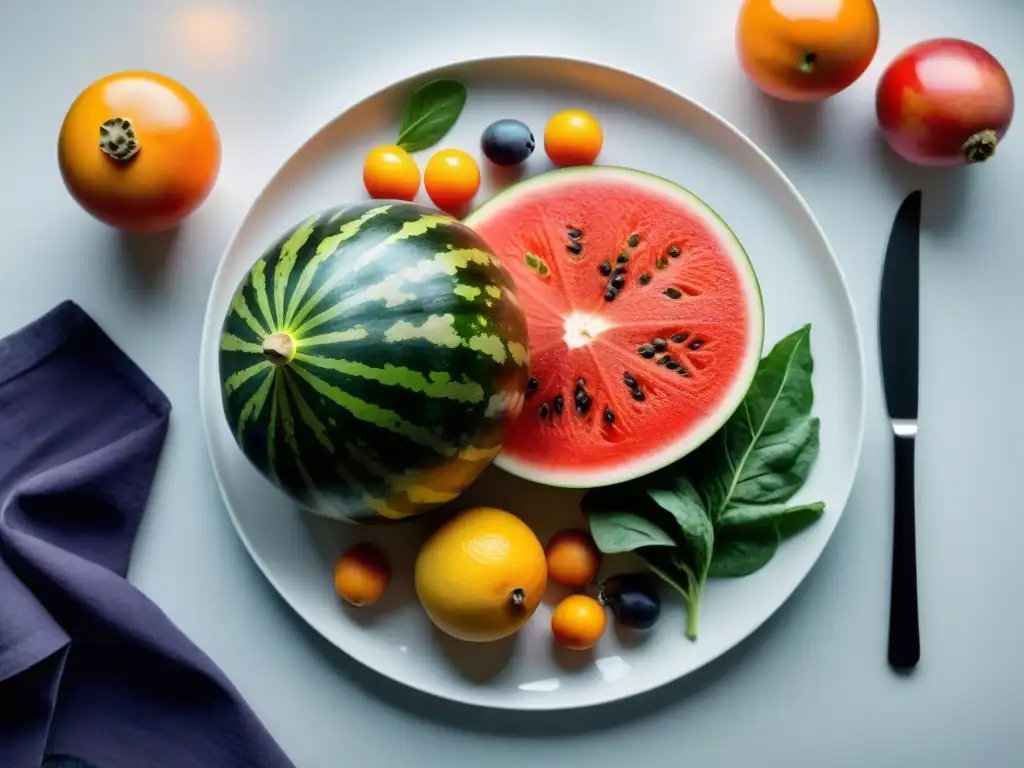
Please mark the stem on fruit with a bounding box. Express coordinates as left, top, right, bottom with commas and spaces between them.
798, 51, 817, 74
262, 332, 296, 366
99, 117, 141, 161
962, 130, 998, 163
509, 588, 526, 608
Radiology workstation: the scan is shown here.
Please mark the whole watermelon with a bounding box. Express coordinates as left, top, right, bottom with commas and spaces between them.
218, 201, 530, 523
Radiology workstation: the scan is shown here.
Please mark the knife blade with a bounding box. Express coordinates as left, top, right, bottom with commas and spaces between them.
878, 190, 922, 670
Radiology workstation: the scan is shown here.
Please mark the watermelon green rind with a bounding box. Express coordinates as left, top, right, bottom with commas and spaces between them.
218, 201, 530, 522
463, 166, 765, 489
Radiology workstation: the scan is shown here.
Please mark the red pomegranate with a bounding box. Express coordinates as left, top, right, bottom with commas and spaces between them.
876, 38, 1014, 167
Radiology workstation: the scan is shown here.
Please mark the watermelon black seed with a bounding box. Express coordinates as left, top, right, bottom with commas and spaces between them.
627, 234, 641, 248
539, 403, 550, 418
638, 345, 655, 358
553, 394, 564, 414
677, 367, 690, 376
617, 252, 629, 264
576, 377, 586, 391
614, 264, 628, 275
599, 261, 612, 276
639, 272, 652, 285
567, 228, 582, 239
665, 359, 680, 370
652, 337, 667, 351
632, 388, 645, 401
671, 332, 688, 343
526, 377, 539, 396
611, 274, 625, 289
604, 406, 616, 424
604, 288, 617, 302
688, 340, 703, 351
667, 245, 681, 258
623, 373, 637, 389
656, 258, 668, 269
567, 241, 583, 255
575, 393, 592, 414
657, 355, 671, 366
664, 287, 683, 299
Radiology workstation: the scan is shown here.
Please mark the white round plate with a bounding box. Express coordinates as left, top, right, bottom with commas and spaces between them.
199, 56, 866, 711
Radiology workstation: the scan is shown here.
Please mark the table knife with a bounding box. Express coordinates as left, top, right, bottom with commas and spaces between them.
878, 190, 922, 670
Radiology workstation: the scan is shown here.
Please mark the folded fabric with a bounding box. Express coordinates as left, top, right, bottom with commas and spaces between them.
0, 301, 294, 768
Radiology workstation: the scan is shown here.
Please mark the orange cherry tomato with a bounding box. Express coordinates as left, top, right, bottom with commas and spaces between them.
551, 594, 607, 650
58, 70, 221, 233
545, 529, 602, 587
424, 149, 480, 211
334, 542, 390, 607
363, 144, 421, 201
544, 109, 603, 166
736, 0, 879, 102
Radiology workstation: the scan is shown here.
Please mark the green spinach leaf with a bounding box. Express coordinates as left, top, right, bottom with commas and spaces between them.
707, 532, 780, 578
642, 474, 715, 638
396, 78, 467, 152
717, 501, 825, 539
645, 474, 714, 574
583, 486, 676, 553
688, 324, 819, 520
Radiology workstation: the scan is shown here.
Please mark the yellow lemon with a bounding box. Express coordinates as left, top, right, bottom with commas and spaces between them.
415, 506, 547, 643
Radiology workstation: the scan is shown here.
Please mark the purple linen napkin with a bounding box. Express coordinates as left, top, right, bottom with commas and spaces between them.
0, 301, 294, 768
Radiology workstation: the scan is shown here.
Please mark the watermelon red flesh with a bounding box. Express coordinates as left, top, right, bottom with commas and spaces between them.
463, 167, 764, 488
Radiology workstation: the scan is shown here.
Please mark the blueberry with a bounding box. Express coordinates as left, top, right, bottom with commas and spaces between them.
598, 573, 662, 631
481, 119, 536, 166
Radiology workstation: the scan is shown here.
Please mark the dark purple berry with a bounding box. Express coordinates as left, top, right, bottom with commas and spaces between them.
599, 573, 662, 631
481, 119, 535, 166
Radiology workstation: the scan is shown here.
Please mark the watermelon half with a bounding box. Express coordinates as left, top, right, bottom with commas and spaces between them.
463, 166, 764, 488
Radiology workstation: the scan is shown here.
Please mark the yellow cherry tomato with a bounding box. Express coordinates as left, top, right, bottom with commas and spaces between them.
424, 148, 480, 211
546, 529, 602, 588
551, 594, 607, 650
334, 542, 390, 607
544, 109, 603, 166
363, 144, 420, 201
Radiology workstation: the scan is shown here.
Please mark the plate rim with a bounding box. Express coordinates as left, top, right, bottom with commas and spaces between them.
198, 53, 868, 712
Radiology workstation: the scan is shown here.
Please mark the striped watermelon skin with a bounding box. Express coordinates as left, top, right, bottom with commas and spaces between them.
218, 201, 530, 523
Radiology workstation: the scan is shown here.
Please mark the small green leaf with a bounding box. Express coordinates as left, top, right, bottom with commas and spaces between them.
396, 78, 467, 152
644, 474, 713, 577
718, 501, 825, 539
583, 486, 676, 553
707, 532, 779, 578
586, 510, 676, 553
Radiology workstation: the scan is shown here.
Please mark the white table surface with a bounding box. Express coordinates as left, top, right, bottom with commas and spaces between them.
3, 1, 1022, 766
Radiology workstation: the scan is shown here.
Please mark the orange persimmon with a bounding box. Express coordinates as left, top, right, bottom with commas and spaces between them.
58, 70, 221, 233
736, 0, 880, 102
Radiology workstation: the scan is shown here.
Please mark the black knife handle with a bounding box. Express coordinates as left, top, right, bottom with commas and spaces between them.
888, 433, 920, 669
